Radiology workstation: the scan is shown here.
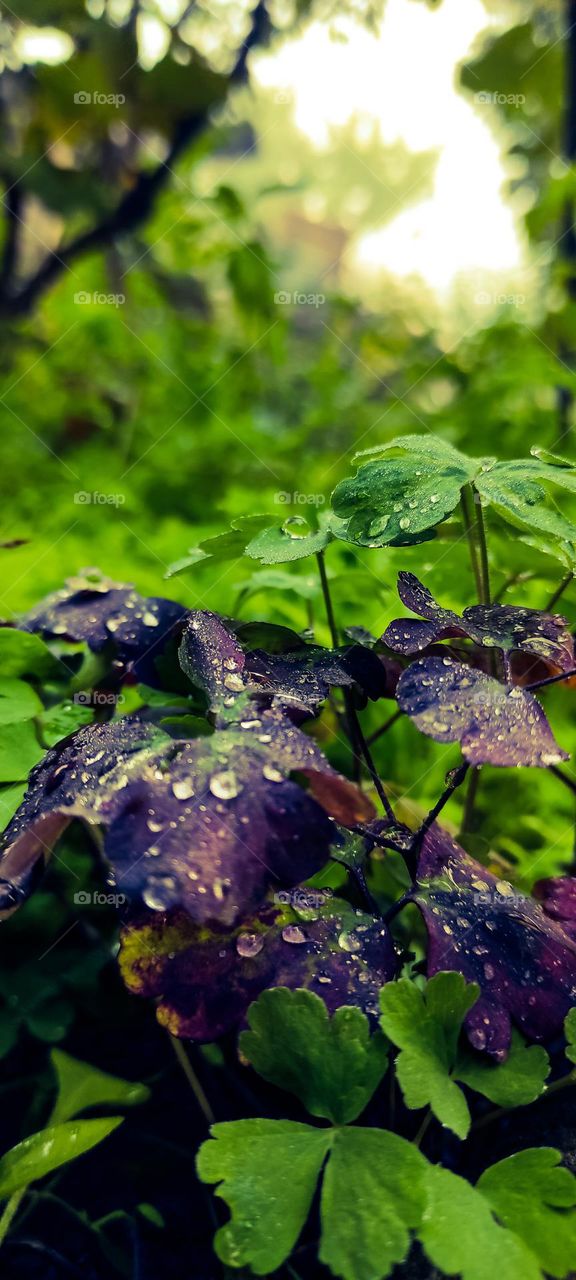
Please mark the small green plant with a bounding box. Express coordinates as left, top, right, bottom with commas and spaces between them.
1, 435, 576, 1276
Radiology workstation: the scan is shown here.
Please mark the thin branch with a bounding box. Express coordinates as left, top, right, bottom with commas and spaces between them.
0, 180, 22, 288
0, 1, 269, 317
524, 666, 576, 692
366, 707, 403, 746
169, 1034, 215, 1125
546, 572, 573, 611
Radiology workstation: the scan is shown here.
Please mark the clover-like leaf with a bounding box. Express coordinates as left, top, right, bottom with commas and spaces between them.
411, 824, 576, 1059
384, 572, 574, 672
454, 1030, 549, 1108
166, 515, 274, 576
418, 1163, 541, 1280
18, 569, 188, 685
477, 1149, 576, 1279
476, 453, 576, 558
240, 988, 389, 1123
396, 656, 568, 767
119, 896, 397, 1040
565, 1007, 576, 1065
198, 1120, 427, 1280
245, 511, 341, 565
379, 973, 478, 1137
331, 434, 482, 547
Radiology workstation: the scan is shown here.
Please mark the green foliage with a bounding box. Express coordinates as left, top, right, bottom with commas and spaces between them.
565, 1007, 576, 1065
198, 1120, 426, 1280
477, 1150, 576, 1279
418, 1163, 541, 1280
239, 988, 388, 1123
379, 973, 478, 1138
49, 1049, 150, 1124
0, 1118, 123, 1197
380, 976, 550, 1137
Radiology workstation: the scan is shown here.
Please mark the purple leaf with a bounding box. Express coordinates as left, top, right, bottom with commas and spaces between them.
18, 570, 188, 685
118, 895, 397, 1040
384, 572, 574, 674
0, 710, 374, 923
534, 876, 576, 942
411, 824, 576, 1059
396, 656, 568, 767
179, 610, 389, 718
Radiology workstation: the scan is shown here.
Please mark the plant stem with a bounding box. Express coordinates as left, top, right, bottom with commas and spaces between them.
525, 666, 576, 692
471, 1069, 576, 1134
460, 488, 482, 601
316, 551, 395, 820
169, 1034, 215, 1125
316, 551, 339, 648
546, 572, 573, 611
416, 763, 470, 848
460, 767, 480, 838
413, 1110, 433, 1148
473, 489, 491, 606
366, 708, 403, 746
0, 1188, 26, 1249
350, 708, 395, 821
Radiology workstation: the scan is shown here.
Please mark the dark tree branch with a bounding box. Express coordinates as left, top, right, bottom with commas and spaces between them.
0, 180, 22, 290
0, 0, 269, 318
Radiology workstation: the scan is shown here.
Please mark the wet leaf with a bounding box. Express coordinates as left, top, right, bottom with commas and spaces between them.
477, 1149, 576, 1279
240, 988, 389, 1123
379, 973, 478, 1138
476, 455, 576, 559
166, 515, 274, 576
198, 1120, 427, 1280
396, 656, 568, 767
411, 824, 576, 1059
331, 434, 481, 547
0, 1117, 123, 1196
245, 512, 341, 564
179, 610, 389, 719
418, 1163, 541, 1280
118, 896, 397, 1040
384, 571, 574, 671
454, 1030, 549, 1107
18, 569, 188, 685
533, 876, 576, 941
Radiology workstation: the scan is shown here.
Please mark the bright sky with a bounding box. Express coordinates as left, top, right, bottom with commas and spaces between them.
16, 0, 524, 297
254, 0, 523, 293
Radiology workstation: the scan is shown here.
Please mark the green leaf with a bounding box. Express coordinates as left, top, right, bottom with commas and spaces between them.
245, 513, 337, 564
0, 721, 44, 783
478, 1149, 576, 1278
379, 973, 479, 1138
331, 434, 482, 548
476, 456, 576, 557
418, 1163, 541, 1280
38, 700, 94, 746
0, 1118, 123, 1196
0, 783, 27, 829
197, 1119, 333, 1274
49, 1049, 150, 1124
166, 516, 274, 576
455, 1030, 550, 1107
565, 1006, 576, 1065
319, 1127, 427, 1280
240, 988, 389, 1124
25, 997, 74, 1043
0, 630, 59, 679
198, 1119, 427, 1280
0, 678, 42, 726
